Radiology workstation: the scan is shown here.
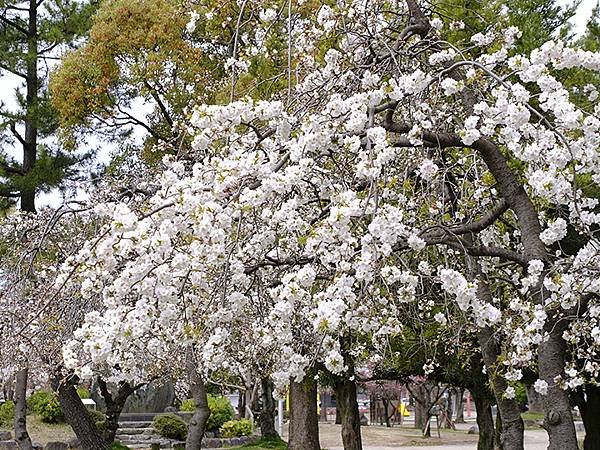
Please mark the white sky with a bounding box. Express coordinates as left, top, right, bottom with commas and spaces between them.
566, 0, 597, 35
0, 0, 597, 209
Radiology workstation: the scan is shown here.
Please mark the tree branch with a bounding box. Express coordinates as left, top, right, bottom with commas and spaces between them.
0, 61, 26, 79
0, 15, 28, 35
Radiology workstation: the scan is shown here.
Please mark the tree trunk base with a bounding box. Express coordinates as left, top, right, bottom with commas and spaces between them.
288, 377, 320, 450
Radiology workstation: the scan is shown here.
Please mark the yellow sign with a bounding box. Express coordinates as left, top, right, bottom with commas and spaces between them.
397, 402, 410, 416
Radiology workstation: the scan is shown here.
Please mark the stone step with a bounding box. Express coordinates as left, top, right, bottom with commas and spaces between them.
116, 440, 172, 449
116, 434, 160, 441
118, 421, 153, 428
116, 427, 155, 435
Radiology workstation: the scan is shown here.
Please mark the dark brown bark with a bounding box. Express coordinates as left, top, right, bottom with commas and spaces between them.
456, 388, 465, 423
21, 0, 38, 212
258, 377, 278, 439
14, 368, 33, 450
97, 378, 141, 443
473, 141, 577, 449
237, 389, 245, 419
476, 314, 525, 449
526, 385, 544, 414
439, 6, 578, 444
471, 387, 495, 450
319, 391, 328, 422
288, 376, 320, 450
495, 406, 503, 450
53, 375, 109, 450
578, 384, 600, 450
410, 383, 431, 434
414, 397, 426, 429
464, 233, 524, 450
334, 377, 362, 450
537, 326, 578, 449
185, 355, 210, 450
381, 398, 392, 428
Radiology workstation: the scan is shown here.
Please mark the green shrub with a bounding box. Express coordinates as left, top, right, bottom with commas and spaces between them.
179, 395, 234, 431
515, 383, 528, 409
28, 390, 63, 423
206, 395, 234, 431
38, 395, 64, 423
27, 390, 53, 414
77, 387, 91, 399
179, 398, 195, 412
220, 418, 253, 437
111, 443, 131, 450
88, 409, 107, 432
153, 413, 187, 440
0, 401, 14, 426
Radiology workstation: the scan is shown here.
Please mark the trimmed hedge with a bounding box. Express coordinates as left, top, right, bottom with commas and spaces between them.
0, 401, 14, 426
220, 418, 253, 437
27, 390, 63, 423
153, 413, 187, 440
179, 395, 234, 431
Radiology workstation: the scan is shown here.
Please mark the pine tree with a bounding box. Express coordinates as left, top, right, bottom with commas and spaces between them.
0, 0, 98, 212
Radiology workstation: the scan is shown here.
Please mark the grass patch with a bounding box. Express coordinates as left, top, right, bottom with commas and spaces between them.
111, 443, 131, 450
231, 437, 287, 449
521, 412, 544, 421
0, 415, 75, 444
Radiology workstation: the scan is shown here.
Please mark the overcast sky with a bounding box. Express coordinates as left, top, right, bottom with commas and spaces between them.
0, 0, 597, 209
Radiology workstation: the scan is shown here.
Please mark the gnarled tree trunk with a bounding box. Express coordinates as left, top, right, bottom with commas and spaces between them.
53, 374, 109, 450
288, 376, 320, 450
456, 388, 465, 423
258, 377, 278, 439
526, 385, 543, 414
471, 386, 495, 450
476, 323, 524, 449
577, 384, 600, 450
334, 376, 362, 450
494, 406, 503, 450
97, 378, 141, 443
538, 326, 578, 450
14, 368, 33, 450
465, 239, 524, 450
185, 352, 210, 450
474, 127, 578, 450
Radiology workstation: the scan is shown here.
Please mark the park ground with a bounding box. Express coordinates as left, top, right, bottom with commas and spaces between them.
3, 417, 584, 449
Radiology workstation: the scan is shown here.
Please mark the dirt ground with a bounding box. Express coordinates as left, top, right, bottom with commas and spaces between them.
312, 421, 585, 450
0, 416, 75, 444
283, 421, 480, 449
310, 422, 479, 449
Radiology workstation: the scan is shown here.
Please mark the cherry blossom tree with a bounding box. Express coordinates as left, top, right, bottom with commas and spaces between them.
55, 1, 600, 450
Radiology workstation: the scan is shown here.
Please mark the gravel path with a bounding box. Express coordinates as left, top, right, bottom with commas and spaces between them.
304, 422, 576, 450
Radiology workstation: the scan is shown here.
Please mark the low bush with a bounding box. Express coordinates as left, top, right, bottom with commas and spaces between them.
77, 387, 91, 399
220, 418, 253, 437
28, 390, 63, 423
38, 395, 64, 423
179, 398, 195, 412
27, 390, 53, 414
206, 395, 234, 431
153, 413, 187, 440
111, 443, 131, 450
0, 401, 14, 426
88, 408, 107, 432
179, 395, 234, 431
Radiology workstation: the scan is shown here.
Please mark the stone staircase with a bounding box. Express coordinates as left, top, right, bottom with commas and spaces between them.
115, 420, 184, 449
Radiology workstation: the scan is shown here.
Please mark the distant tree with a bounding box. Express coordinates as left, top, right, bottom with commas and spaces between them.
0, 0, 98, 212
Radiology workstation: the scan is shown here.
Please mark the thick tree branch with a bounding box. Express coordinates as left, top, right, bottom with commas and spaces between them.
0, 61, 26, 79
9, 122, 27, 146
448, 200, 508, 235
0, 15, 28, 35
